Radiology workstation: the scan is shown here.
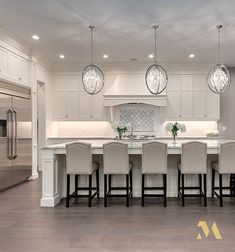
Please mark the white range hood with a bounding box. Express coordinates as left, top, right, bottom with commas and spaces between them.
103, 73, 167, 107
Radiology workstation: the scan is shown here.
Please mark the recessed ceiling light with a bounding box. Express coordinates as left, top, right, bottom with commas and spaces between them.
189, 54, 195, 58
103, 54, 108, 59
148, 54, 154, 59
32, 34, 39, 40
59, 54, 65, 59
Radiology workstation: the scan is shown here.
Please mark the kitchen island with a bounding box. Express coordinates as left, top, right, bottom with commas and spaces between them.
40, 139, 230, 207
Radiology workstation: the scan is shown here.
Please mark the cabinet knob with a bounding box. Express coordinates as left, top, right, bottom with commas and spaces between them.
179, 114, 182, 117
65, 115, 69, 118
204, 114, 207, 118
18, 77, 22, 80
90, 115, 93, 118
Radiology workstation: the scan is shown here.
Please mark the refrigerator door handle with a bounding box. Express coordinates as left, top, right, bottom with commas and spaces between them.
12, 109, 18, 160
7, 109, 13, 160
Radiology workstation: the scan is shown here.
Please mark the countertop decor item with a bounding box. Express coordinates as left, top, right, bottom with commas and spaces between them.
112, 121, 128, 140
165, 122, 186, 144
145, 25, 168, 95
207, 25, 230, 94
82, 26, 104, 95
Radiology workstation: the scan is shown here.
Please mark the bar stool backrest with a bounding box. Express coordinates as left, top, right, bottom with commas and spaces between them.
142, 141, 167, 174
181, 141, 207, 174
219, 142, 235, 173
66, 142, 92, 174
103, 142, 129, 174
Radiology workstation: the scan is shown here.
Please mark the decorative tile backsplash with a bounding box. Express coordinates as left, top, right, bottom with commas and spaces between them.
120, 108, 154, 132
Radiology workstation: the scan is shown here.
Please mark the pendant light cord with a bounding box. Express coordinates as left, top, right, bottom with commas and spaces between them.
152, 25, 159, 64
217, 25, 222, 64
89, 26, 94, 65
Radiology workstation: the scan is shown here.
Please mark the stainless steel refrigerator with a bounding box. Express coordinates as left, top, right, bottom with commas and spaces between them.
0, 82, 32, 191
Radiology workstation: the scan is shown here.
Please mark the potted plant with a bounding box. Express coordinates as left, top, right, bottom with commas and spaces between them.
165, 122, 186, 143
112, 121, 128, 140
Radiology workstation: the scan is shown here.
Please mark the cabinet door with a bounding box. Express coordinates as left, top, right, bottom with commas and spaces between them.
67, 91, 80, 119
192, 90, 205, 118
180, 91, 192, 118
91, 92, 104, 120
54, 91, 67, 119
8, 53, 29, 84
206, 89, 220, 119
0, 47, 8, 76
180, 75, 192, 118
167, 75, 180, 118
79, 91, 92, 120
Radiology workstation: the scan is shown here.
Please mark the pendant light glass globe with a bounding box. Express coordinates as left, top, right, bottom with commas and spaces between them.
145, 25, 168, 95
207, 25, 230, 94
208, 64, 230, 94
82, 26, 104, 95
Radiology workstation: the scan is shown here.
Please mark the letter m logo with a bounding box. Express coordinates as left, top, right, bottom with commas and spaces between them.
197, 221, 222, 240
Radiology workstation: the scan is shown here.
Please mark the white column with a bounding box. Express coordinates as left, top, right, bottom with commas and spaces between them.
40, 149, 62, 207
29, 58, 39, 180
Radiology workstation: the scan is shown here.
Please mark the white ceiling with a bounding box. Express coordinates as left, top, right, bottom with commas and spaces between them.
0, 0, 235, 65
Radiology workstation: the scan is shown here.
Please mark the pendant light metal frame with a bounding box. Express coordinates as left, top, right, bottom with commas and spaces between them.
207, 25, 231, 94
82, 26, 104, 95
145, 25, 168, 95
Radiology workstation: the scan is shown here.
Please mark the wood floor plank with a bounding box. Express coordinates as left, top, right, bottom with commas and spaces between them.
0, 176, 235, 251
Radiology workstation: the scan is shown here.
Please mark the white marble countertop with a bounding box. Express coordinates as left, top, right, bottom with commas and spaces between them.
41, 138, 233, 155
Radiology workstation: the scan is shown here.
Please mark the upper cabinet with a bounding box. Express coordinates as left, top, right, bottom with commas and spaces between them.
167, 74, 220, 121
54, 76, 105, 121
0, 46, 30, 87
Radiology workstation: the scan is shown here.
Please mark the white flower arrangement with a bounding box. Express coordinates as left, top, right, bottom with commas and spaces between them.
112, 121, 128, 140
165, 122, 186, 139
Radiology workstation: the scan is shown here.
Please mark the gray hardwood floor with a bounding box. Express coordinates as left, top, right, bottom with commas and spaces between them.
0, 177, 235, 252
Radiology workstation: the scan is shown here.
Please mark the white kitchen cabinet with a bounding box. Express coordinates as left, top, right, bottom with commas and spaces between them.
79, 91, 92, 120
167, 74, 220, 120
54, 76, 105, 121
205, 89, 220, 119
54, 91, 67, 119
8, 53, 29, 84
0, 46, 8, 76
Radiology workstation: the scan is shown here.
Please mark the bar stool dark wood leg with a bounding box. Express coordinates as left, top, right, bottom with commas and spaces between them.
108, 174, 112, 196
219, 174, 223, 207
88, 174, 92, 207
178, 169, 180, 198
130, 170, 133, 198
66, 174, 70, 208
199, 174, 202, 195
142, 174, 145, 207
203, 174, 207, 207
212, 168, 215, 198
182, 174, 185, 207
126, 174, 129, 207
104, 174, 107, 207
96, 169, 99, 198
75, 175, 78, 197
163, 174, 167, 207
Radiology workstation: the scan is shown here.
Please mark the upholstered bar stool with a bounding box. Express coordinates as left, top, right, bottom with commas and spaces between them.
66, 142, 99, 208
178, 142, 207, 207
141, 142, 167, 207
211, 142, 235, 207
103, 142, 133, 207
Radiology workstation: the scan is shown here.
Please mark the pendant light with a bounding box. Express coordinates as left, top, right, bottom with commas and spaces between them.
145, 25, 168, 95
207, 25, 230, 94
82, 26, 104, 95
